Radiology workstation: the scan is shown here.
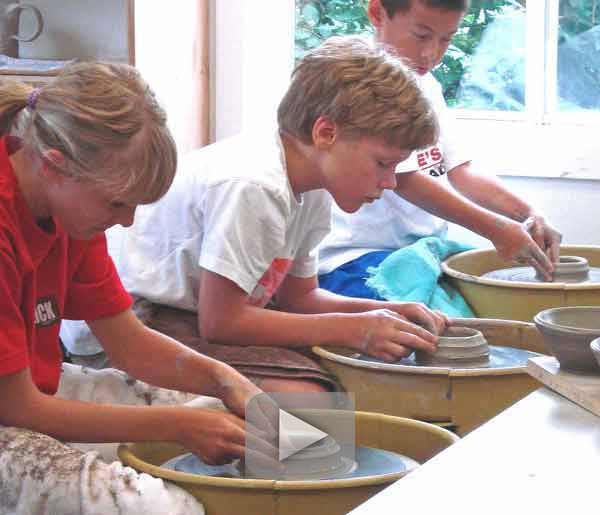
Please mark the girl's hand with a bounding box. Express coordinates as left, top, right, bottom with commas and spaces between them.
175, 408, 246, 465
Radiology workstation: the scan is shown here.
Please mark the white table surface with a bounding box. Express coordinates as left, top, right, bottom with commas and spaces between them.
350, 387, 600, 515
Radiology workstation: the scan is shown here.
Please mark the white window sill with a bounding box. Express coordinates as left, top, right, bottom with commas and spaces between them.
454, 117, 600, 180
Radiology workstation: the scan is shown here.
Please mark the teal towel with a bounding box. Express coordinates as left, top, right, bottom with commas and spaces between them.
365, 237, 476, 318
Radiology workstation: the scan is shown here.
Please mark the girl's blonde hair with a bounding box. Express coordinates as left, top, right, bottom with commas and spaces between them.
278, 35, 438, 150
0, 62, 176, 205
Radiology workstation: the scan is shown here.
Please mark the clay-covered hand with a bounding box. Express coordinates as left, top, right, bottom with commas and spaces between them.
491, 219, 555, 280
176, 408, 247, 465
347, 309, 439, 363
384, 302, 448, 335
215, 366, 278, 439
522, 214, 562, 264
214, 367, 264, 419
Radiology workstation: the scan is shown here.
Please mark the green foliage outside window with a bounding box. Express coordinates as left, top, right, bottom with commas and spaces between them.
295, 0, 516, 107
559, 0, 600, 40
295, 0, 374, 61
295, 1, 600, 109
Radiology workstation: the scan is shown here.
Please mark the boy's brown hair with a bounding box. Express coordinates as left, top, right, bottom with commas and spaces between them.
381, 0, 470, 18
278, 35, 438, 151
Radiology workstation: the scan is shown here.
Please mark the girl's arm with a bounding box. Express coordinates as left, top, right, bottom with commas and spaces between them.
88, 309, 261, 419
0, 368, 245, 464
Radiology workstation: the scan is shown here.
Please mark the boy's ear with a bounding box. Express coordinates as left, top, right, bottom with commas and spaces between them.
367, 0, 386, 29
312, 116, 337, 149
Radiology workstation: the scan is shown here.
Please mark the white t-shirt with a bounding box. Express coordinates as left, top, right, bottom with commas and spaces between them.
117, 131, 331, 312
318, 73, 471, 274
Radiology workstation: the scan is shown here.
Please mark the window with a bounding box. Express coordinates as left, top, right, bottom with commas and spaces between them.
293, 0, 600, 179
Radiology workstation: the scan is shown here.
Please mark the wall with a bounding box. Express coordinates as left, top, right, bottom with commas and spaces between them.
212, 0, 294, 141
135, 0, 200, 152
448, 176, 600, 247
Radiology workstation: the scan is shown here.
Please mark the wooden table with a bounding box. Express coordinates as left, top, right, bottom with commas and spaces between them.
349, 387, 600, 514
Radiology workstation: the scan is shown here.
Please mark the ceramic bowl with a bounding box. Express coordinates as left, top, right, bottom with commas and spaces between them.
534, 306, 600, 373
590, 338, 600, 370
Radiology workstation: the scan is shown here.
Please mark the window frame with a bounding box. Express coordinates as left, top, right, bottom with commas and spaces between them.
452, 0, 600, 180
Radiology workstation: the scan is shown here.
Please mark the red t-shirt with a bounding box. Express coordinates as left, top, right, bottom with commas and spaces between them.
0, 137, 132, 394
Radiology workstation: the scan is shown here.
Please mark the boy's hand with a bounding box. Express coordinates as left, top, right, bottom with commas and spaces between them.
383, 302, 448, 335
491, 219, 555, 280
347, 309, 439, 363
522, 214, 562, 265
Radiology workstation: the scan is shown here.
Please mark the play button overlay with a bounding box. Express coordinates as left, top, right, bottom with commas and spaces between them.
245, 392, 355, 480
278, 409, 328, 461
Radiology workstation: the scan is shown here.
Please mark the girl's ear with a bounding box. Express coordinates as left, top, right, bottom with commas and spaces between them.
312, 115, 338, 149
40, 149, 67, 184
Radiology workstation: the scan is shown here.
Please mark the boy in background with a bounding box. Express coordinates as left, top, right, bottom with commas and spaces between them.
318, 0, 561, 301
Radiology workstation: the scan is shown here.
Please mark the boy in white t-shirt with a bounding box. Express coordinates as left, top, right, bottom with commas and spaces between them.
117, 35, 448, 393
318, 0, 562, 299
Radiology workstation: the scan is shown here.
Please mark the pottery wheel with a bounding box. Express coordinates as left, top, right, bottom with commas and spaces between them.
482, 266, 600, 284
161, 446, 417, 481
357, 344, 538, 369
481, 256, 600, 284
161, 454, 243, 478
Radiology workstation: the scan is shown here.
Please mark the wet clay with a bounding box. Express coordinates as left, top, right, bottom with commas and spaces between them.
415, 327, 490, 368
482, 256, 600, 284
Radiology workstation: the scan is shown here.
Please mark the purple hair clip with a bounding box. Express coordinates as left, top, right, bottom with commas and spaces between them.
27, 88, 40, 110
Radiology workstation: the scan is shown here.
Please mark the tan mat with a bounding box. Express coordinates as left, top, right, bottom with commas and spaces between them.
527, 355, 600, 417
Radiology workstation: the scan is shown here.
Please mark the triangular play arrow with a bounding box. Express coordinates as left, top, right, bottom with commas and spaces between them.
278, 410, 328, 461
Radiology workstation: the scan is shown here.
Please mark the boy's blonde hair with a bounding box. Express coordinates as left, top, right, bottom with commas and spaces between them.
278, 35, 438, 150
0, 62, 176, 205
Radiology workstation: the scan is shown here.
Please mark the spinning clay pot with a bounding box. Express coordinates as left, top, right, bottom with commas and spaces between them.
415, 327, 489, 368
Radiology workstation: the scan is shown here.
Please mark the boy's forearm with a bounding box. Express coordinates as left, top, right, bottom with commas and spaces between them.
394, 170, 518, 242
203, 304, 358, 350
284, 286, 386, 314
448, 163, 533, 222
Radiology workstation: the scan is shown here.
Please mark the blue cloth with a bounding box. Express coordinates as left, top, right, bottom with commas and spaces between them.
364, 237, 476, 318
319, 251, 393, 301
